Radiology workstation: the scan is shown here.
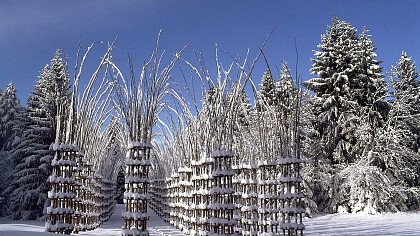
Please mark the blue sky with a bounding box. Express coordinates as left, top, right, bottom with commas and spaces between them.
0, 0, 419, 103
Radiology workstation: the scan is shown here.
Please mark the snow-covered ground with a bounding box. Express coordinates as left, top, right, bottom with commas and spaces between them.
1, 205, 419, 235
305, 211, 420, 235
0, 204, 184, 236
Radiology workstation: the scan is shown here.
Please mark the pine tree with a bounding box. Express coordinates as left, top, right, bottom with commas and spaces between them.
305, 17, 360, 166
0, 84, 25, 216
235, 89, 251, 128
3, 50, 70, 219
373, 52, 420, 210
257, 69, 277, 110
388, 51, 419, 166
353, 29, 387, 107
392, 52, 419, 99
304, 17, 390, 213
0, 83, 24, 151
303, 18, 359, 212
276, 63, 295, 117
49, 49, 70, 133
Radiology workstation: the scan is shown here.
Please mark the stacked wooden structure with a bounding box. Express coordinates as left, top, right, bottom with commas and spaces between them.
46, 143, 78, 234
46, 143, 118, 235
233, 164, 258, 236
209, 150, 237, 235
122, 141, 152, 236
149, 178, 168, 220
277, 157, 305, 235
190, 153, 214, 235
149, 151, 305, 236
168, 171, 180, 228
257, 160, 280, 234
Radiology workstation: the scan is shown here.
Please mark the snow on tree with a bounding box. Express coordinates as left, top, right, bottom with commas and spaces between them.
0, 83, 24, 151
303, 17, 359, 212
257, 68, 277, 110
303, 17, 392, 213
0, 83, 25, 216
353, 29, 387, 107
276, 62, 295, 114
236, 89, 251, 128
2, 50, 70, 220
389, 52, 420, 153
365, 52, 420, 211
387, 52, 419, 182
305, 16, 360, 165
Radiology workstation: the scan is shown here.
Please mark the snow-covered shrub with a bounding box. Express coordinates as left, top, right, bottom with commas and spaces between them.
333, 158, 406, 214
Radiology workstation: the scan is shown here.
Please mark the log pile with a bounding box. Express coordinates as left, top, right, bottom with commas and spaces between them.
149, 151, 305, 236
122, 141, 152, 236
46, 143, 118, 235
46, 144, 78, 234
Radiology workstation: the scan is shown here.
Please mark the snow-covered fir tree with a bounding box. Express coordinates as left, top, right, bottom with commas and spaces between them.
257, 68, 277, 110
0, 83, 24, 151
2, 50, 70, 219
0, 84, 25, 216
276, 63, 296, 116
371, 52, 420, 210
231, 88, 251, 129
381, 51, 419, 183
304, 17, 392, 213
305, 16, 360, 165
391, 52, 420, 153
331, 28, 394, 214
304, 17, 359, 212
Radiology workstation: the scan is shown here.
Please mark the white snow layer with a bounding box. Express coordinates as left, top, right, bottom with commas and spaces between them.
1, 205, 419, 235
0, 204, 184, 236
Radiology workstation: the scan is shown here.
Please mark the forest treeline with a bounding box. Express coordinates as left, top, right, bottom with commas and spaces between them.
0, 17, 418, 220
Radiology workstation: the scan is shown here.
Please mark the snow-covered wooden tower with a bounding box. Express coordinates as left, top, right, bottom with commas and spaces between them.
168, 171, 178, 227
150, 178, 168, 220
46, 143, 78, 234
177, 167, 193, 234
72, 150, 85, 233
234, 163, 258, 236
190, 153, 214, 235
257, 160, 280, 234
122, 141, 152, 236
209, 149, 237, 235
278, 157, 305, 236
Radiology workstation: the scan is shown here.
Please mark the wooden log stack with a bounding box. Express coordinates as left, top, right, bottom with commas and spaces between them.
277, 157, 305, 236
257, 160, 280, 235
46, 143, 78, 234
234, 163, 258, 236
177, 167, 193, 234
122, 141, 152, 236
148, 152, 306, 236
209, 149, 237, 236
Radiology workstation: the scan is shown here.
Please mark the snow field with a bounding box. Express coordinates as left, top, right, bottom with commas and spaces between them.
1, 205, 419, 235
305, 211, 420, 235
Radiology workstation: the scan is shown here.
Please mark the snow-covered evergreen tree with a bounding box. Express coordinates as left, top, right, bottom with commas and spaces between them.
303, 17, 359, 212
304, 17, 390, 213
0, 84, 25, 216
276, 63, 296, 116
388, 51, 419, 175
3, 50, 70, 219
389, 52, 420, 153
0, 83, 24, 151
257, 69, 277, 110
236, 89, 251, 128
305, 17, 360, 165
369, 52, 420, 210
